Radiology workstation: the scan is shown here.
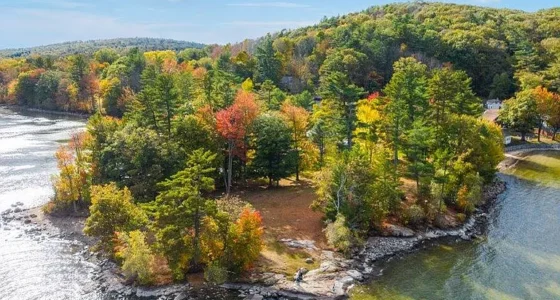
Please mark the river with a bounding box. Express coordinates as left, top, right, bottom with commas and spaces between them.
0, 107, 102, 300
352, 152, 560, 300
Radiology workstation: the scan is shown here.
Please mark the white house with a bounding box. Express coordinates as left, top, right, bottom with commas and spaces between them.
486, 99, 502, 109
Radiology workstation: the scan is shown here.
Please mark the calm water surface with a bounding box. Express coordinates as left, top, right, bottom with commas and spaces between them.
2, 107, 560, 300
352, 152, 560, 300
0, 107, 102, 300
0, 108, 240, 300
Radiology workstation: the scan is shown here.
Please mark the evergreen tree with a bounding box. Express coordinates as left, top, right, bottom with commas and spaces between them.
250, 114, 296, 186
254, 35, 282, 84
155, 149, 217, 277
320, 71, 365, 148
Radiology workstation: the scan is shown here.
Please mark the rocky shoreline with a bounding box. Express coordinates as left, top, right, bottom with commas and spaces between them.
0, 180, 507, 300
0, 172, 509, 300
221, 180, 507, 300
0, 181, 506, 300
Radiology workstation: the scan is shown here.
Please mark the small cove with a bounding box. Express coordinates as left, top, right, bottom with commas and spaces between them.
351, 152, 560, 300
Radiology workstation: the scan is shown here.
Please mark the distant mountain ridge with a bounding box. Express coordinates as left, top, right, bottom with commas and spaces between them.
0, 38, 205, 58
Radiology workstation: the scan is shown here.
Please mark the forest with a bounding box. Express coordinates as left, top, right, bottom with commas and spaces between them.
0, 38, 205, 58
1, 2, 559, 284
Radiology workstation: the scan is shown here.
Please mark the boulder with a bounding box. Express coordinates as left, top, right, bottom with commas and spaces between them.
174, 291, 188, 300
434, 214, 458, 229
279, 239, 318, 250
332, 276, 354, 296
346, 270, 363, 281
384, 224, 415, 237
260, 273, 285, 286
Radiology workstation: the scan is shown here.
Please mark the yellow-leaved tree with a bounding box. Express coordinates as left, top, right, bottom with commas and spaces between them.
354, 93, 382, 163
115, 230, 155, 285
281, 102, 317, 180
84, 183, 147, 250
50, 132, 91, 214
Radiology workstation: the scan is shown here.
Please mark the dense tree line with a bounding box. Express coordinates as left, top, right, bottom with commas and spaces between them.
34, 1, 560, 281
0, 38, 204, 58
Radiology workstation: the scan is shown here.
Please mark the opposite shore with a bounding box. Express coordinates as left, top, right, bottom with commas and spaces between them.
1, 145, 556, 300
0, 104, 90, 118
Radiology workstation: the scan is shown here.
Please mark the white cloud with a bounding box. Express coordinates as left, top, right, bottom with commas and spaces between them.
228, 2, 311, 8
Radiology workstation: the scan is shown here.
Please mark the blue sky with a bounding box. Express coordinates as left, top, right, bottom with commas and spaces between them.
0, 0, 557, 49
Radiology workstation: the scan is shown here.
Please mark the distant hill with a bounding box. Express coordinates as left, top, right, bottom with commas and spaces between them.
0, 38, 205, 58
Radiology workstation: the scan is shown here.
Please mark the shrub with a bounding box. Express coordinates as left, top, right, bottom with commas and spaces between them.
229, 208, 264, 273
204, 261, 229, 284
215, 196, 253, 221
115, 230, 155, 285
325, 214, 352, 254
456, 213, 467, 223
457, 184, 478, 214
405, 204, 426, 226
84, 183, 147, 250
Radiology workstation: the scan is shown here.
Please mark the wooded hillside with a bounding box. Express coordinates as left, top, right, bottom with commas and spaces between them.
0, 38, 205, 58
4, 2, 560, 284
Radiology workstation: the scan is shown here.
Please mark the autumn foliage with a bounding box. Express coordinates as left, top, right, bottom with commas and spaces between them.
49, 132, 91, 214
216, 90, 259, 160
216, 90, 259, 194
229, 208, 264, 271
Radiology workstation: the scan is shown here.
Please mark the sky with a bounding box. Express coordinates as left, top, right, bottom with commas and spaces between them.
0, 0, 557, 49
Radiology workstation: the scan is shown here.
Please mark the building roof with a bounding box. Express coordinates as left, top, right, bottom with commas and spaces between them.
483, 109, 499, 122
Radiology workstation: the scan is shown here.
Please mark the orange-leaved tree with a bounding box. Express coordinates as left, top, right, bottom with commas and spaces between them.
534, 86, 560, 141
216, 90, 259, 194
229, 208, 264, 272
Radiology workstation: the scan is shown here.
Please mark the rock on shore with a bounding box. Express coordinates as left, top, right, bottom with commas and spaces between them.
224, 180, 507, 299
1, 179, 507, 300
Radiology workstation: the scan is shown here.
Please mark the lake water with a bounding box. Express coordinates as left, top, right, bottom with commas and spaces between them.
0, 107, 102, 300
351, 152, 560, 300
0, 108, 240, 300
2, 107, 560, 300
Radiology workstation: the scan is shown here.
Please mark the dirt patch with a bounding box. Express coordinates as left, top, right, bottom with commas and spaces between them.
233, 178, 326, 247
232, 178, 327, 276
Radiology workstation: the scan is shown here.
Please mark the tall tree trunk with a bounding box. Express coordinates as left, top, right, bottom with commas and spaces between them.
345, 101, 353, 148
165, 100, 172, 136
438, 165, 448, 215
294, 134, 300, 181
394, 117, 399, 170
192, 204, 201, 271
227, 140, 233, 195
319, 136, 325, 168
